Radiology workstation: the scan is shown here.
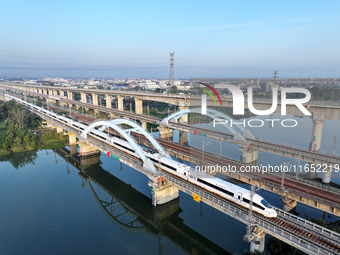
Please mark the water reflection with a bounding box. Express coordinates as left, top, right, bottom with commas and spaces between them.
55, 147, 230, 255
0, 150, 38, 169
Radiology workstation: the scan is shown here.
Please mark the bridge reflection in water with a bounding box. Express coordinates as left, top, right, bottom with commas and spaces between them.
55, 146, 231, 255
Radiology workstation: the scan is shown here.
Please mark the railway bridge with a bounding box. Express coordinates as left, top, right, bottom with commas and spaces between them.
2, 93, 340, 255
2, 83, 340, 176
2, 90, 340, 216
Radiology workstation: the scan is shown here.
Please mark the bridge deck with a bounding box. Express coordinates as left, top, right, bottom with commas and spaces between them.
4, 94, 339, 255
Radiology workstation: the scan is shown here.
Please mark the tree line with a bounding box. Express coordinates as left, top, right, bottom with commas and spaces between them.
0, 100, 42, 154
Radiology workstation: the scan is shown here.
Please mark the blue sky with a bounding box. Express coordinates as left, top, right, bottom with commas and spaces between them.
0, 0, 339, 78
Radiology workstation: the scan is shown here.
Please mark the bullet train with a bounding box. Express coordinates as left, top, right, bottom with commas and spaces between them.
10, 95, 277, 218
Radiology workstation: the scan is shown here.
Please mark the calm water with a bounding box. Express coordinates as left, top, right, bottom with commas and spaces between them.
0, 149, 243, 255
0, 113, 339, 254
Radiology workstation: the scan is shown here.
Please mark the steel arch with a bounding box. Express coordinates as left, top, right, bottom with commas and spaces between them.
87, 180, 146, 233
99, 119, 171, 158
80, 120, 157, 175
160, 108, 255, 143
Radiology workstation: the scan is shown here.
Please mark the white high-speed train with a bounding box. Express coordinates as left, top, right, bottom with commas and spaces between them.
11, 95, 277, 218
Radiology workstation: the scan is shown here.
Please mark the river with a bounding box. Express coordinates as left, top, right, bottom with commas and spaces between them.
0, 113, 339, 254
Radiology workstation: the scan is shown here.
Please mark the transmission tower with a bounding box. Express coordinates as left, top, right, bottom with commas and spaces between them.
168, 51, 175, 88
273, 70, 279, 82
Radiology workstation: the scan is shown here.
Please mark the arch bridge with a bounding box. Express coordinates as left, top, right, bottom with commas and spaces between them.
80, 119, 171, 175
160, 107, 255, 143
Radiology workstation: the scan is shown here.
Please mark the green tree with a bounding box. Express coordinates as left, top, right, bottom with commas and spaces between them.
169, 85, 178, 94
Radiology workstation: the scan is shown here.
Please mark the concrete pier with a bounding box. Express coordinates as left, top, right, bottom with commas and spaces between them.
141, 120, 147, 130
67, 91, 73, 100
239, 146, 258, 164
55, 126, 63, 133
282, 196, 297, 212
117, 95, 124, 111
106, 94, 111, 108
179, 131, 188, 145
92, 93, 98, 106
149, 179, 179, 206
245, 228, 266, 254
179, 106, 188, 123
322, 167, 332, 184
78, 142, 100, 157
311, 118, 324, 152
250, 235, 265, 253
135, 98, 143, 114
69, 132, 77, 145
158, 126, 173, 139
69, 144, 78, 155
81, 92, 87, 103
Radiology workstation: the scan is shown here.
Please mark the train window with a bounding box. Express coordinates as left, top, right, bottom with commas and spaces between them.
161, 163, 177, 171
253, 203, 265, 211
116, 143, 135, 153
197, 178, 234, 197
243, 198, 250, 204
149, 158, 177, 171
261, 199, 272, 209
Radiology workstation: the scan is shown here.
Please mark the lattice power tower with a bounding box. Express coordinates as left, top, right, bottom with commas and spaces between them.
168, 51, 175, 88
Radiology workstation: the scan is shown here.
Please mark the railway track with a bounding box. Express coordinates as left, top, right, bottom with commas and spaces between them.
159, 138, 340, 206
14, 95, 340, 210
9, 94, 340, 254
46, 105, 340, 207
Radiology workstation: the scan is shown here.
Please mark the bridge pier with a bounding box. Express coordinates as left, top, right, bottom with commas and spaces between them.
322, 167, 332, 184
106, 94, 111, 108
92, 93, 98, 106
149, 178, 179, 206
282, 196, 297, 212
109, 113, 117, 119
117, 95, 124, 111
310, 115, 324, 152
141, 120, 147, 130
78, 142, 100, 157
81, 92, 87, 103
55, 126, 63, 133
179, 106, 188, 123
46, 98, 56, 105
179, 131, 188, 145
250, 234, 266, 253
152, 197, 179, 222
79, 153, 101, 168
69, 144, 78, 155
135, 98, 143, 114
158, 126, 173, 139
239, 146, 258, 164
67, 91, 73, 100
307, 163, 318, 179
60, 101, 67, 107
69, 132, 77, 145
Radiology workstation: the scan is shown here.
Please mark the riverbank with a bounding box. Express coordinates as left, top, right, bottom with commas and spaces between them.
0, 129, 68, 156
0, 99, 68, 156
